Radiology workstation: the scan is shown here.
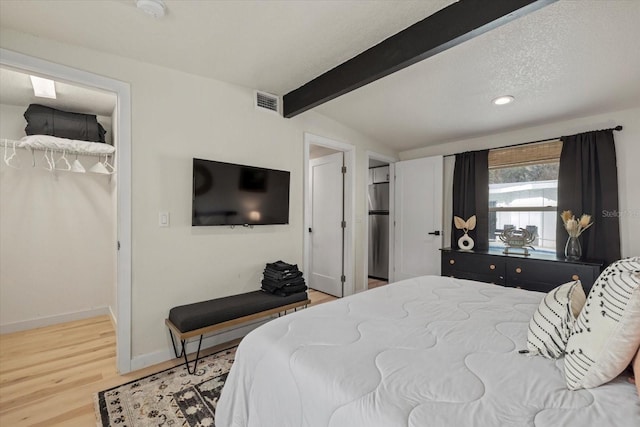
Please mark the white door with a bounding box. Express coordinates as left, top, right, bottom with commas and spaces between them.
394, 156, 443, 280
310, 152, 344, 297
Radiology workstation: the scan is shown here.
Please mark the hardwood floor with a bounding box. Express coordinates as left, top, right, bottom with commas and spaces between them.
368, 277, 388, 289
0, 290, 335, 426
307, 288, 338, 304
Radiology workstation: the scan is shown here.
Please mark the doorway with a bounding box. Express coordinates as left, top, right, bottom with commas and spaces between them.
365, 151, 396, 290
304, 133, 355, 297
0, 49, 132, 373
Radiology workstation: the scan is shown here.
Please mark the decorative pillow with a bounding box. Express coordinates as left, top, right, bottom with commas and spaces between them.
564, 257, 640, 390
527, 280, 586, 359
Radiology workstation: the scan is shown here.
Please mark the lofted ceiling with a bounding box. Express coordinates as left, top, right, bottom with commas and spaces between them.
0, 0, 638, 152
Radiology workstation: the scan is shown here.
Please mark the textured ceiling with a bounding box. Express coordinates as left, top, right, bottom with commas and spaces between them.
0, 0, 453, 95
0, 0, 638, 152
314, 0, 640, 150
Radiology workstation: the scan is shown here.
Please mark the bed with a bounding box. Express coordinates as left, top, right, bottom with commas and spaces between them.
216, 276, 640, 426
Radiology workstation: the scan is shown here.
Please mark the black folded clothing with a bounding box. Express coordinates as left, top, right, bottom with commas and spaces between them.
262, 272, 304, 283
262, 260, 307, 296
263, 269, 303, 281
261, 277, 305, 290
261, 282, 307, 297
24, 104, 107, 143
265, 260, 298, 272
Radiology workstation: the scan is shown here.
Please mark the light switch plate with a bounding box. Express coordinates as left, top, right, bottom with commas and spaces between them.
159, 212, 170, 227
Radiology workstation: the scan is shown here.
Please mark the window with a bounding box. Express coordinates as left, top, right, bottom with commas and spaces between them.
488, 140, 562, 252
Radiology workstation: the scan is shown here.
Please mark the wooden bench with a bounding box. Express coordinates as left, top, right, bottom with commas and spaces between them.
165, 290, 310, 373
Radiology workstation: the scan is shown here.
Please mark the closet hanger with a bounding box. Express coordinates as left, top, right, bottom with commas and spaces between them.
104, 154, 116, 173
3, 140, 20, 169
71, 154, 85, 173
89, 154, 110, 174
55, 150, 71, 171
42, 148, 55, 171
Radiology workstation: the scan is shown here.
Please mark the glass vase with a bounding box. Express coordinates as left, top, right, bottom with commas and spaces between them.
564, 236, 582, 261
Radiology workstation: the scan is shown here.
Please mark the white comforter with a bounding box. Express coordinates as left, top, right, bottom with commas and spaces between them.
216, 276, 640, 427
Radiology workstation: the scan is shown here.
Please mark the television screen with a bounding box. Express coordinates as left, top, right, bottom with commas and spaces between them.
192, 158, 290, 226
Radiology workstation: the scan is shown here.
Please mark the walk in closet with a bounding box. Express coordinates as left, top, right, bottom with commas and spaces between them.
0, 66, 118, 333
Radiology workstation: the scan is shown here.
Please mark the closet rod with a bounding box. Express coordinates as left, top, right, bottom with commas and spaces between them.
0, 138, 114, 158
442, 125, 623, 158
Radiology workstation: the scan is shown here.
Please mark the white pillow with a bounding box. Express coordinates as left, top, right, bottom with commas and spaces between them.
564, 257, 640, 390
527, 280, 586, 359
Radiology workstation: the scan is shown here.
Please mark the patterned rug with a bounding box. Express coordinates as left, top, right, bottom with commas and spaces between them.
94, 346, 237, 426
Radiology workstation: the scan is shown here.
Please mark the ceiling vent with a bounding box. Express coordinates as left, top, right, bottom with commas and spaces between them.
255, 91, 280, 115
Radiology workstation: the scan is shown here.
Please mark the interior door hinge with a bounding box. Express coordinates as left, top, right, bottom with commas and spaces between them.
117, 241, 120, 250
341, 275, 346, 283
341, 166, 347, 174
341, 220, 346, 228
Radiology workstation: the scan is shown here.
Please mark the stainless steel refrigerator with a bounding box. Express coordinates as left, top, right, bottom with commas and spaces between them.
368, 182, 389, 280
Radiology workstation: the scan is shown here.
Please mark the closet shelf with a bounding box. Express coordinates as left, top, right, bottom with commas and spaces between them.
1, 135, 115, 158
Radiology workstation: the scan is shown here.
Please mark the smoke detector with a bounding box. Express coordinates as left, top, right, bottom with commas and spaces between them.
136, 0, 166, 18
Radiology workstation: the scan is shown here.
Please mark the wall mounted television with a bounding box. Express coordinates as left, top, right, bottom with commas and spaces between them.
192, 158, 290, 226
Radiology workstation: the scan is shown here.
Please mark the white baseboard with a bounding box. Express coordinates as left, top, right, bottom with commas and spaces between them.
108, 305, 117, 328
0, 306, 112, 334
129, 318, 270, 372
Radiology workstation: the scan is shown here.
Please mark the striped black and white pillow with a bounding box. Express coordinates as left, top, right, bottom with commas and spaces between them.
564, 257, 640, 390
527, 280, 586, 359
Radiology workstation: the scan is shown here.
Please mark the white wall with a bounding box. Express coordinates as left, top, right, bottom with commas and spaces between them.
400, 106, 640, 258
0, 103, 116, 333
0, 29, 397, 365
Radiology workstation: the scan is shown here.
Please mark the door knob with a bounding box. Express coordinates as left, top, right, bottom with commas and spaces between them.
428, 230, 441, 236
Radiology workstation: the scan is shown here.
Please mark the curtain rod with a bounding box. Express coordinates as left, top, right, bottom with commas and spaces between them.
442, 125, 623, 158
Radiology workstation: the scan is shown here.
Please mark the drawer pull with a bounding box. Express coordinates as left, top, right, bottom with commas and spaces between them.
449, 259, 455, 265
515, 267, 522, 274
572, 274, 580, 281
489, 264, 496, 270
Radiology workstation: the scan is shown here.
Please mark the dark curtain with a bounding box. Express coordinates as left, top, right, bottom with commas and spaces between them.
556, 130, 621, 266
452, 150, 489, 250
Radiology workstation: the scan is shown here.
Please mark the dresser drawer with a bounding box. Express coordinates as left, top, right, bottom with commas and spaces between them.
447, 269, 506, 286
506, 259, 599, 294
442, 251, 505, 285
440, 248, 601, 294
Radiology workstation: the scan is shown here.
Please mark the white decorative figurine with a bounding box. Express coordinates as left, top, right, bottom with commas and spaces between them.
454, 215, 476, 250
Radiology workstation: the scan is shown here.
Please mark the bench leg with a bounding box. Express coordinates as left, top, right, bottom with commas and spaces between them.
168, 328, 185, 358
168, 329, 203, 374
182, 335, 204, 374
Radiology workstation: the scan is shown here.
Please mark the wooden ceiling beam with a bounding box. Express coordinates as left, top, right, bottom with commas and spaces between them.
283, 0, 558, 118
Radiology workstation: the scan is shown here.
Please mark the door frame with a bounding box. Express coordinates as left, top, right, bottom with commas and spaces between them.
365, 151, 397, 288
0, 48, 133, 373
304, 133, 355, 297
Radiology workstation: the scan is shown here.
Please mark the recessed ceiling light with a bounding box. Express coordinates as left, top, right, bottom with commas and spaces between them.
136, 0, 166, 18
30, 75, 56, 99
492, 95, 515, 106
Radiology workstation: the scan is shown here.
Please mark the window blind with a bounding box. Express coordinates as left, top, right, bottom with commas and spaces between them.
488, 140, 562, 169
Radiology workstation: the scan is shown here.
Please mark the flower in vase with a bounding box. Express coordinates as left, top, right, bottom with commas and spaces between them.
560, 210, 593, 238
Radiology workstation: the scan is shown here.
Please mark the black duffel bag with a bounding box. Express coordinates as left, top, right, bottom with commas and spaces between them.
24, 104, 107, 143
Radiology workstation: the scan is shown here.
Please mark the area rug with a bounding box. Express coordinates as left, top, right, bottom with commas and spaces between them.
94, 346, 237, 426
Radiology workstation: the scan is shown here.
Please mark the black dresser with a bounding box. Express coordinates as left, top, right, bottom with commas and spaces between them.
440, 248, 602, 294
